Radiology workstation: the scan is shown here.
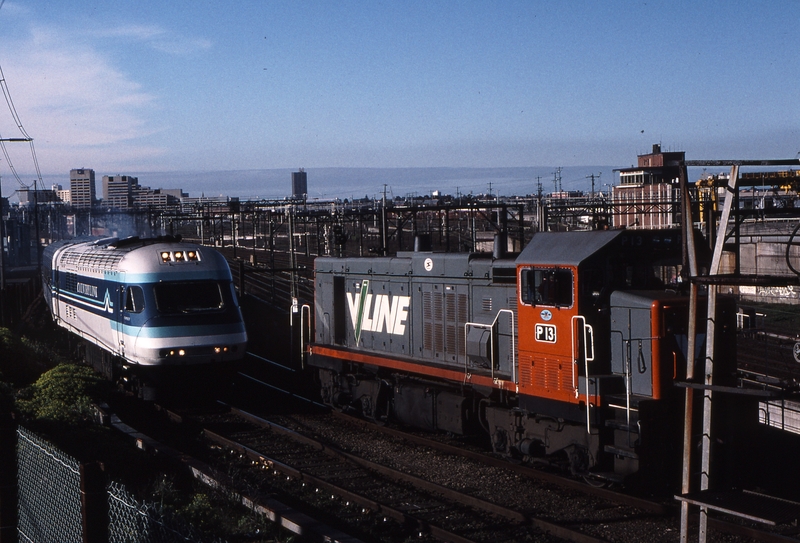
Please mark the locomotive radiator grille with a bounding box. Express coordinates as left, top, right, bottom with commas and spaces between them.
422, 291, 432, 351
433, 291, 444, 354
422, 287, 469, 362
532, 357, 572, 392
445, 293, 457, 355
519, 353, 533, 386
61, 250, 124, 272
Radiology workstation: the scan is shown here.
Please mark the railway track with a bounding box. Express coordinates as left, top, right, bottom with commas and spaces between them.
110, 388, 795, 543
231, 364, 800, 543
738, 332, 800, 390
223, 248, 315, 308
203, 406, 567, 543
102, 361, 793, 543
131, 249, 794, 541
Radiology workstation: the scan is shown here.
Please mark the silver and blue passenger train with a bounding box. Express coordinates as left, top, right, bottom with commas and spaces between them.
42, 236, 247, 380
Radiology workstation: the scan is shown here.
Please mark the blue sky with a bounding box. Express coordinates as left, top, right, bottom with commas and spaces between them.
0, 1, 798, 185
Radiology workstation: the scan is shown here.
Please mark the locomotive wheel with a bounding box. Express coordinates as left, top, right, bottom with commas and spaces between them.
564, 444, 591, 476
582, 475, 608, 488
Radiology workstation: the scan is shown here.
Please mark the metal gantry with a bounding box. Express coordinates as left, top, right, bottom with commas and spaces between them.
676, 158, 800, 543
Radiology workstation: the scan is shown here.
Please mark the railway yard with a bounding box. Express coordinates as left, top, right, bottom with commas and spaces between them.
55, 329, 800, 543
1, 259, 799, 543
6, 161, 800, 541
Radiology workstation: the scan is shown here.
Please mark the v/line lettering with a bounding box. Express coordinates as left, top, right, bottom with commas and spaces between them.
347, 288, 410, 337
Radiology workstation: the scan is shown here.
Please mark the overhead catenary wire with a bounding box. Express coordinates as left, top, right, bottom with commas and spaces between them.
0, 16, 44, 190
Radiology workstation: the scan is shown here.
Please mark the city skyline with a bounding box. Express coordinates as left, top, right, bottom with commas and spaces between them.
0, 1, 797, 197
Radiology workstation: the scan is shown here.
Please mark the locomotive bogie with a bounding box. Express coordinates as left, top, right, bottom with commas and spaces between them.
484, 404, 603, 473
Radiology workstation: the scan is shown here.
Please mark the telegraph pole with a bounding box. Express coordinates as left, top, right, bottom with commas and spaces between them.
586, 172, 602, 199
381, 184, 388, 256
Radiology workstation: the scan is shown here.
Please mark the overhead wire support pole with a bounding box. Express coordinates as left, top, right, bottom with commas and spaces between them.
697, 164, 738, 543
678, 163, 699, 543
678, 157, 800, 543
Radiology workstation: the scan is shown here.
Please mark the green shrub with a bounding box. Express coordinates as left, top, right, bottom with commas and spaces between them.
16, 363, 106, 424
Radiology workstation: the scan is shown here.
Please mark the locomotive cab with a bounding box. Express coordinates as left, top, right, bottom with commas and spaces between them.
513, 229, 681, 413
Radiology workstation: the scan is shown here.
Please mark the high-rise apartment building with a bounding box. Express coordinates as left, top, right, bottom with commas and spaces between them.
70, 169, 96, 209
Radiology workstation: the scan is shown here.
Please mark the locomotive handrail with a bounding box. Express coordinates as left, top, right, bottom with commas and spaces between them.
618, 335, 657, 437
610, 329, 630, 429
300, 303, 312, 370
571, 315, 595, 434
463, 308, 517, 384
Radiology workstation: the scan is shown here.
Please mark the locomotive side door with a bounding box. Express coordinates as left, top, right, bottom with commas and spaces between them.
115, 286, 126, 357
610, 292, 656, 398
118, 284, 146, 358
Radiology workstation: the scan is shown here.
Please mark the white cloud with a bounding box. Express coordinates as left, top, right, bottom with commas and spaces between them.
0, 24, 164, 174
96, 24, 166, 41
96, 23, 212, 55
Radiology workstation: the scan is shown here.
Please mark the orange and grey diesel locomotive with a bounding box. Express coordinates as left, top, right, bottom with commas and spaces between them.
307, 228, 736, 485
42, 236, 247, 380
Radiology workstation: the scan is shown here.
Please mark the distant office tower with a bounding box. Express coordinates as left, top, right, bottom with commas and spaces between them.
292, 169, 307, 198
54, 184, 71, 204
70, 168, 96, 209
103, 175, 138, 209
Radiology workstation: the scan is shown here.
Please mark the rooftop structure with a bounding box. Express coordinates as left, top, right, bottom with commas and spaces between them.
612, 144, 685, 229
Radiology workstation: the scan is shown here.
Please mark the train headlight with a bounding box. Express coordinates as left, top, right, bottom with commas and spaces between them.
174, 251, 185, 262
187, 250, 198, 261
178, 349, 185, 356
214, 347, 221, 354
160, 251, 171, 263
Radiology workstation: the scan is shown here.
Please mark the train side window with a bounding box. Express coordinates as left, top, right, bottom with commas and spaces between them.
520, 268, 573, 307
124, 286, 145, 313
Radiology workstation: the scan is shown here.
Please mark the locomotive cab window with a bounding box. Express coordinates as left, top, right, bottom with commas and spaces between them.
520, 268, 573, 307
154, 281, 226, 314
124, 286, 145, 313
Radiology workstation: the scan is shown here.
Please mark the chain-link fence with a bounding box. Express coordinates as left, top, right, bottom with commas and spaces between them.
108, 481, 223, 543
12, 425, 223, 543
16, 426, 83, 543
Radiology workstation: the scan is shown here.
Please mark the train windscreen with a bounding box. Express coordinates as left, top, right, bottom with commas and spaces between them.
154, 281, 226, 313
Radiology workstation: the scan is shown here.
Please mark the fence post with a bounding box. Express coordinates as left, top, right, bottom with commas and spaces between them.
0, 413, 16, 543
80, 462, 107, 543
